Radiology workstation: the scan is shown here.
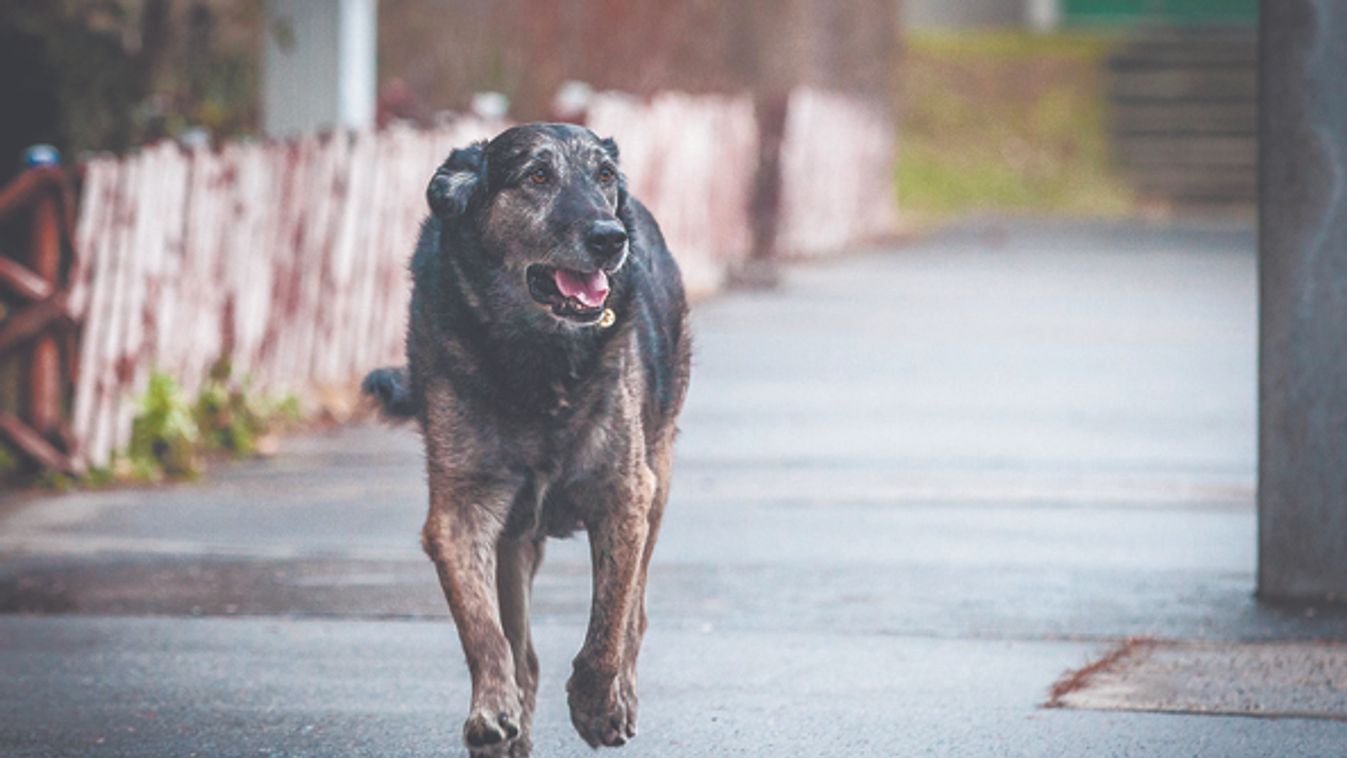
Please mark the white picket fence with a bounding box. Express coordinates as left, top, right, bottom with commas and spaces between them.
69, 120, 501, 467
776, 89, 899, 257
66, 89, 896, 467
587, 91, 760, 295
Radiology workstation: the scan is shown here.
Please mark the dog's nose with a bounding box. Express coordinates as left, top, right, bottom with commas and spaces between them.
586, 221, 628, 262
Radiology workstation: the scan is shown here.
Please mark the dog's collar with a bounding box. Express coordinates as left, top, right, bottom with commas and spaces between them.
598, 308, 616, 328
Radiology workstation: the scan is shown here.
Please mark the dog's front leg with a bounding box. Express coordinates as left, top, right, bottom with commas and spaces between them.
496, 536, 543, 758
568, 466, 657, 748
422, 475, 523, 756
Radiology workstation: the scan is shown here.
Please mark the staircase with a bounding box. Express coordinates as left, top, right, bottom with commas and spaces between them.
1106, 29, 1257, 211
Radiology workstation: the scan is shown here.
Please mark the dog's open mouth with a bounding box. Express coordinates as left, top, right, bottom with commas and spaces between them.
527, 265, 610, 322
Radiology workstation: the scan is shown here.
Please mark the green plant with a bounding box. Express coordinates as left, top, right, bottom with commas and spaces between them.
3, 362, 302, 491
192, 359, 298, 457
0, 444, 17, 478
128, 370, 202, 480
36, 469, 76, 492
81, 465, 117, 489
115, 361, 301, 484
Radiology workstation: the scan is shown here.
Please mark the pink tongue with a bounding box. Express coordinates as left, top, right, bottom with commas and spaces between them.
553, 268, 610, 308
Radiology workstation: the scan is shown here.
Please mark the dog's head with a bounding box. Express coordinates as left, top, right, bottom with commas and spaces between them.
428, 123, 629, 327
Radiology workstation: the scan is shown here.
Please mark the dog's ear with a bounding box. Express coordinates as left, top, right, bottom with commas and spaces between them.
599, 136, 630, 214
427, 141, 487, 219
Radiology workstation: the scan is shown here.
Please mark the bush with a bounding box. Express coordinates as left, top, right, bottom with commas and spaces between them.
128, 370, 201, 480
118, 362, 299, 484
193, 359, 300, 458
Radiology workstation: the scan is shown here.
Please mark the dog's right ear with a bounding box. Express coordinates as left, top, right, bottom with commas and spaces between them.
427, 141, 487, 218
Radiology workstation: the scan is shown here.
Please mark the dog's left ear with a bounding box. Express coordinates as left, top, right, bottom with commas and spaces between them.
427, 141, 487, 219
600, 136, 630, 213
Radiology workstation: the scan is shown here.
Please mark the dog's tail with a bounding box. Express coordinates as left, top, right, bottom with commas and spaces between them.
362, 366, 418, 420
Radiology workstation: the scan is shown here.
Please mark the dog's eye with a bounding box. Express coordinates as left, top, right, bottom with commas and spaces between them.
598, 166, 615, 184
529, 167, 550, 185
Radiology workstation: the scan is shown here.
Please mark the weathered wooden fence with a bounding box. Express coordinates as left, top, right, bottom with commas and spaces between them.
69, 119, 505, 468
51, 88, 895, 468
776, 88, 899, 258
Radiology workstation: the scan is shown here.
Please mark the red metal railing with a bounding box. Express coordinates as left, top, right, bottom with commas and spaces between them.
0, 166, 81, 473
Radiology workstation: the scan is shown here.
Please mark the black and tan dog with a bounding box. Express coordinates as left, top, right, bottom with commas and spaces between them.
363, 123, 690, 756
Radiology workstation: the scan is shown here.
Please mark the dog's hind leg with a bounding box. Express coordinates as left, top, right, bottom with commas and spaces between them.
496, 536, 543, 758
567, 463, 658, 748
422, 474, 523, 757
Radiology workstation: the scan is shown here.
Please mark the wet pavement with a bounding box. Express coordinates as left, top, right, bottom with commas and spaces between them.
3, 220, 1345, 756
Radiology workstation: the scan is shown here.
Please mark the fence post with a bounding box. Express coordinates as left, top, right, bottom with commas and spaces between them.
0, 166, 77, 473
26, 185, 62, 441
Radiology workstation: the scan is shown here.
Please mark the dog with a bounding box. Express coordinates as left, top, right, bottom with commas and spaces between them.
363, 123, 690, 756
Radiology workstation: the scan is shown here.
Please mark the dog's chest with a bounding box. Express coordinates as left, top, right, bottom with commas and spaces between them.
503, 409, 624, 539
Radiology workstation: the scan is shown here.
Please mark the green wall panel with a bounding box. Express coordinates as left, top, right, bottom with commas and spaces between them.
1063, 0, 1258, 26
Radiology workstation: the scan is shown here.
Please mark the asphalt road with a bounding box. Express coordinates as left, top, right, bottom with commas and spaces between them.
4, 220, 1346, 756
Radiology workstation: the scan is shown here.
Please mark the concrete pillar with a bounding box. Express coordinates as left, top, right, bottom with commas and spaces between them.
1257, 0, 1347, 602
263, 0, 376, 138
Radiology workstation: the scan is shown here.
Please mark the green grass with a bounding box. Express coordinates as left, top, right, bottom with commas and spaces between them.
898, 31, 1135, 221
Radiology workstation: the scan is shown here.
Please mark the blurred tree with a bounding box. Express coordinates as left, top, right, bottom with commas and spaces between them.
378, 0, 898, 121
0, 0, 262, 180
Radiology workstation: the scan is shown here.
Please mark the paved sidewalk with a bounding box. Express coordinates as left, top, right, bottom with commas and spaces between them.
3, 220, 1345, 756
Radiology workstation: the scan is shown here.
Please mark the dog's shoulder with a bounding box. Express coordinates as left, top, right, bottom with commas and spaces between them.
623, 196, 684, 316
409, 214, 444, 299
621, 196, 691, 423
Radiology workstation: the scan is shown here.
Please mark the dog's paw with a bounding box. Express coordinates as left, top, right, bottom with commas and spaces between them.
464, 707, 521, 755
567, 667, 638, 748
